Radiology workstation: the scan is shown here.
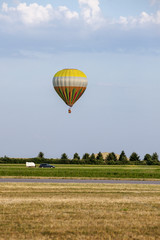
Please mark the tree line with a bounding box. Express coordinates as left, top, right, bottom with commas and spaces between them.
0, 151, 159, 165
59, 151, 160, 165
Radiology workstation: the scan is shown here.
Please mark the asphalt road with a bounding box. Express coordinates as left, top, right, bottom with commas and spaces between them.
0, 178, 160, 184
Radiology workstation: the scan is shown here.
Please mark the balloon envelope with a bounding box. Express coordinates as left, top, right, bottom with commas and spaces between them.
53, 69, 88, 107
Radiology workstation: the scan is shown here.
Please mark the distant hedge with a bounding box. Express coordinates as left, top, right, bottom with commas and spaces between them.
0, 158, 55, 164
0, 158, 103, 165
0, 157, 160, 165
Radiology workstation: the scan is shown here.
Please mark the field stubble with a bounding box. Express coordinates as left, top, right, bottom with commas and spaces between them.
0, 183, 160, 240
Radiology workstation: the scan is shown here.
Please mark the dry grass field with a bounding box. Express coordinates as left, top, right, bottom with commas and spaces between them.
0, 183, 160, 240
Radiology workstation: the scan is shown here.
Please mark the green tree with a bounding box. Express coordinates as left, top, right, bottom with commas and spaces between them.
129, 152, 140, 162
96, 152, 103, 161
38, 152, 44, 159
90, 153, 96, 161
119, 150, 128, 163
82, 153, 90, 160
106, 152, 117, 162
143, 154, 152, 165
73, 153, 80, 160
61, 153, 68, 160
152, 152, 159, 164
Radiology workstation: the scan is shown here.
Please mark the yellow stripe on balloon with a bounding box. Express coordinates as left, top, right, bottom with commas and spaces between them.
54, 69, 87, 78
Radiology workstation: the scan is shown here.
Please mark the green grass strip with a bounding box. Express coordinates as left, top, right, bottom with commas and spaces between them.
0, 165, 160, 179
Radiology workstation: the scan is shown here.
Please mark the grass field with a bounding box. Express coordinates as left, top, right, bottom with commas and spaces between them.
0, 164, 160, 180
0, 183, 160, 240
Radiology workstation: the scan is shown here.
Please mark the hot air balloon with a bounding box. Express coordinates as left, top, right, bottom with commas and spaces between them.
53, 69, 88, 113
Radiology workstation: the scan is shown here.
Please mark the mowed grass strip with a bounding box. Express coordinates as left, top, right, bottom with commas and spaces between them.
0, 164, 160, 179
0, 183, 160, 240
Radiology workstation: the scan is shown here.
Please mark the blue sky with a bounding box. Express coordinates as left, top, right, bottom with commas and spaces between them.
0, 0, 160, 159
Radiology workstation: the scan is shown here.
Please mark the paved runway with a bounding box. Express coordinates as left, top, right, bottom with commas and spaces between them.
0, 178, 160, 184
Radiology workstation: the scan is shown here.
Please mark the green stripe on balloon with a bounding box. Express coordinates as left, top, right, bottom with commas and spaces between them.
73, 88, 82, 104
76, 89, 84, 102
72, 91, 78, 104
71, 88, 76, 103
65, 88, 69, 103
59, 88, 66, 103
60, 89, 68, 105
62, 89, 68, 104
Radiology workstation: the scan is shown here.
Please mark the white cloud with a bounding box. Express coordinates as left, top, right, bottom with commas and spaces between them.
16, 3, 53, 25
1, 1, 160, 56
116, 10, 160, 27
150, 0, 160, 5
58, 6, 79, 20
1, 1, 160, 29
0, 1, 105, 29
139, 12, 154, 24
119, 16, 128, 25
79, 0, 105, 28
0, 2, 79, 26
